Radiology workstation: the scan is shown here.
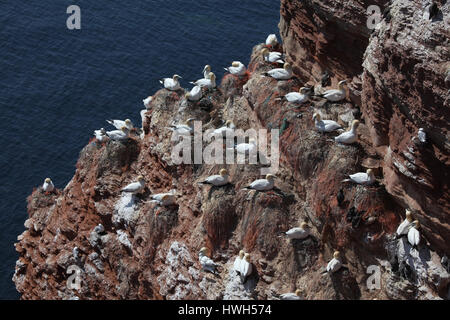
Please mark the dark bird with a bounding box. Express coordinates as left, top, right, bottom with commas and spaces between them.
337, 189, 345, 207
321, 71, 331, 87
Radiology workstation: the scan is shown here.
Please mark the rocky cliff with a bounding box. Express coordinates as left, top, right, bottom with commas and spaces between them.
13, 0, 449, 300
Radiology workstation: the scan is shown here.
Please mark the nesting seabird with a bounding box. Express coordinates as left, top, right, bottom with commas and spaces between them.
239, 253, 253, 283
106, 126, 129, 141
198, 169, 229, 187
396, 209, 414, 238
278, 87, 310, 104
407, 220, 421, 248
151, 192, 176, 206
285, 222, 311, 240
233, 250, 245, 275
280, 289, 303, 300
326, 251, 342, 273
224, 61, 247, 76
243, 174, 275, 191
143, 96, 153, 109
343, 169, 376, 186
166, 118, 195, 137
121, 176, 145, 194
185, 85, 203, 102
198, 247, 219, 274
265, 34, 278, 47
334, 120, 360, 144
189, 72, 216, 89
213, 120, 236, 137
159, 74, 182, 91
94, 128, 108, 143
203, 65, 212, 79
264, 62, 293, 80
230, 138, 257, 154
312, 113, 342, 133
107, 119, 134, 130
317, 80, 347, 102
42, 178, 55, 193
94, 224, 105, 234
261, 48, 284, 64
418, 128, 427, 143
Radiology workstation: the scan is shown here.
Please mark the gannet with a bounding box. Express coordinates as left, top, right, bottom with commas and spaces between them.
224, 61, 247, 76
106, 126, 129, 141
199, 169, 229, 187
231, 138, 257, 154
396, 209, 414, 238
264, 63, 293, 80
285, 222, 310, 240
143, 96, 153, 109
94, 224, 105, 234
213, 120, 236, 137
185, 85, 202, 102
42, 178, 55, 193
121, 176, 145, 194
106, 119, 134, 130
72, 247, 80, 260
318, 80, 347, 102
94, 128, 108, 143
203, 65, 212, 79
189, 72, 216, 89
239, 253, 253, 283
280, 289, 303, 300
244, 174, 275, 191
265, 34, 278, 47
343, 169, 376, 186
279, 87, 310, 104
334, 120, 360, 144
313, 113, 342, 133
233, 250, 245, 274
199, 247, 218, 274
261, 48, 284, 64
418, 128, 427, 143
407, 220, 421, 247
166, 118, 195, 137
159, 74, 182, 91
326, 251, 342, 273
151, 193, 176, 206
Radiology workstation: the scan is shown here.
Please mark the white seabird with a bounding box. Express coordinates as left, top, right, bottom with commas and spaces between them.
42, 178, 55, 193
233, 250, 245, 275
106, 119, 134, 130
313, 113, 342, 133
261, 48, 284, 64
334, 120, 360, 144
280, 289, 303, 300
106, 127, 129, 141
143, 96, 153, 109
94, 128, 108, 143
213, 120, 236, 137
121, 176, 145, 194
326, 251, 342, 273
418, 128, 427, 143
151, 192, 176, 206
318, 80, 347, 102
224, 61, 247, 76
94, 224, 105, 234
265, 34, 278, 47
166, 118, 195, 138
244, 174, 275, 191
407, 220, 421, 247
199, 247, 218, 274
189, 72, 216, 89
185, 85, 203, 102
230, 138, 257, 154
159, 74, 182, 91
203, 65, 212, 79
199, 169, 229, 187
343, 169, 376, 186
285, 222, 311, 240
239, 253, 253, 283
265, 62, 293, 80
396, 209, 414, 237
278, 87, 310, 104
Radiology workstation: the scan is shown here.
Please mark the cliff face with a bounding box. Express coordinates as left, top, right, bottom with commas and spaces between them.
14, 0, 449, 300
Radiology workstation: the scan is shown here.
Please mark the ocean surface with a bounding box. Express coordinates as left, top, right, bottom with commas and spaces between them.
0, 0, 280, 299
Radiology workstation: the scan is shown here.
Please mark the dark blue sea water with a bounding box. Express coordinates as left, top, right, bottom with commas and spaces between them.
0, 0, 280, 299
